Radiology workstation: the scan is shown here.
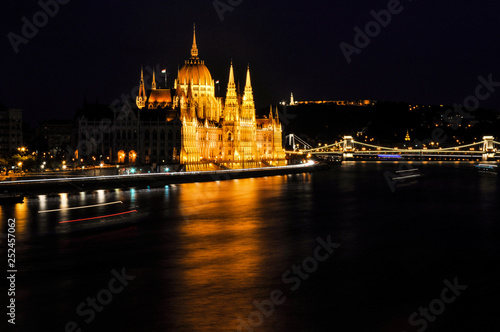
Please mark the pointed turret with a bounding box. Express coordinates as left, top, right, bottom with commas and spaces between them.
243, 65, 254, 100
225, 61, 238, 121
244, 64, 252, 92
226, 61, 236, 97
228, 60, 235, 86
405, 129, 411, 141
191, 23, 198, 58
242, 65, 255, 118
152, 68, 157, 89
136, 66, 146, 109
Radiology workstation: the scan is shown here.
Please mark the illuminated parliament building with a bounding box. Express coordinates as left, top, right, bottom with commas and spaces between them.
135, 27, 286, 171
75, 27, 285, 171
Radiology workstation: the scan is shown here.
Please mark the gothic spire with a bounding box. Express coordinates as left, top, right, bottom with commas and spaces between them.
243, 65, 254, 104
225, 61, 238, 110
228, 60, 235, 86
136, 66, 146, 109
191, 23, 198, 58
152, 68, 156, 89
244, 64, 252, 91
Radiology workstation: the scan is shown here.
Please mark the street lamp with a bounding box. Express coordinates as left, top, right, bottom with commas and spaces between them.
92, 156, 96, 176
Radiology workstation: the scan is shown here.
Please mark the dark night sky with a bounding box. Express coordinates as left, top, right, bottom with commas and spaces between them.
2, 0, 500, 125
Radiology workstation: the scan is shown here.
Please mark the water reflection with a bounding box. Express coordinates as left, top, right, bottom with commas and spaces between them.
4, 164, 499, 331
174, 179, 268, 330
59, 193, 69, 221
96, 189, 106, 203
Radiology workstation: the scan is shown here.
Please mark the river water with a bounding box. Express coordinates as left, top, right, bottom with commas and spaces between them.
1, 162, 499, 331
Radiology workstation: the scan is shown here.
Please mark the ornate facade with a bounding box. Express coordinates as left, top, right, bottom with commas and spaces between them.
136, 26, 286, 171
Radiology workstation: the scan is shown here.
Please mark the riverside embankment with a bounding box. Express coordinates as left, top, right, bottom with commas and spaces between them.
0, 163, 328, 195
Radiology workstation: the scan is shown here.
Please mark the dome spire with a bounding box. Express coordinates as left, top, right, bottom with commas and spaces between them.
191, 23, 198, 58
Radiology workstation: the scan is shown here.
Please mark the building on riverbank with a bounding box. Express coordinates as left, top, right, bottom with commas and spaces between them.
74, 100, 182, 167
74, 26, 286, 171
0, 103, 23, 156
136, 26, 286, 171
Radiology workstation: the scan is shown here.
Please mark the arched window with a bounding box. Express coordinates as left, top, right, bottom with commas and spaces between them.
122, 130, 126, 140
168, 130, 173, 139
133, 131, 137, 139
228, 132, 232, 141
128, 131, 132, 140
117, 131, 121, 139
117, 150, 125, 163
153, 130, 157, 139
161, 130, 165, 140
144, 130, 149, 140
129, 150, 137, 163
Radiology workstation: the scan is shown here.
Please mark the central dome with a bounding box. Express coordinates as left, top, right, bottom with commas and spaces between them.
178, 59, 213, 86
176, 24, 213, 86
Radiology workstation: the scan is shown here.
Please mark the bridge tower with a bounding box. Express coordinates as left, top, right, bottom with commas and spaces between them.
482, 136, 495, 161
343, 136, 354, 152
483, 136, 495, 152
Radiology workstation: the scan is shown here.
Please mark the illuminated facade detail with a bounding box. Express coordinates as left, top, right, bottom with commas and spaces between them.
136, 26, 286, 170
129, 150, 137, 163
118, 150, 126, 163
405, 130, 411, 141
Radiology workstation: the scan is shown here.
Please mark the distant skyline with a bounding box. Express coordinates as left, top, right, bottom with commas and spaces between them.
2, 0, 499, 124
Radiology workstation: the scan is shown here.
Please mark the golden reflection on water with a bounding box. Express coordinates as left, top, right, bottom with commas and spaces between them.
59, 193, 69, 221
0, 199, 29, 237
174, 176, 290, 330
96, 189, 106, 203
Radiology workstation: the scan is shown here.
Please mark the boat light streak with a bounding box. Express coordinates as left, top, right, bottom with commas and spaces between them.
39, 201, 123, 213
378, 154, 402, 159
59, 210, 138, 224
